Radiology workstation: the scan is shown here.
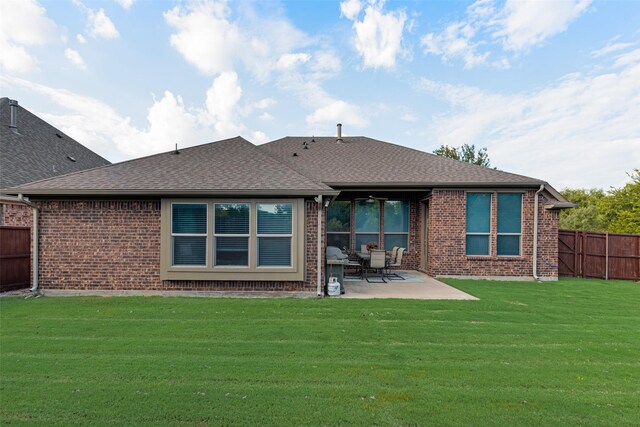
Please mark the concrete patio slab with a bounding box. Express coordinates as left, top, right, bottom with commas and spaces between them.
340, 271, 478, 300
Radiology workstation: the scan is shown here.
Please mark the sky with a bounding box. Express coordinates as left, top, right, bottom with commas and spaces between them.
0, 0, 638, 190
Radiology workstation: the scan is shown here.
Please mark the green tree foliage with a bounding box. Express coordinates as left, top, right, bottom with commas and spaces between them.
559, 189, 607, 231
598, 169, 640, 234
560, 170, 640, 234
433, 144, 491, 167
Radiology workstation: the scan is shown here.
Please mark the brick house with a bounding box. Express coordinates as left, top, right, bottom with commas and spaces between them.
6, 127, 572, 294
1, 97, 110, 228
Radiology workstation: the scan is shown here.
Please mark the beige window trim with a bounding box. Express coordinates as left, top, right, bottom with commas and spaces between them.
161, 198, 305, 281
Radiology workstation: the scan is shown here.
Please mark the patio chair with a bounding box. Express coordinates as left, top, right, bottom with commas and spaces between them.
386, 247, 405, 280
389, 246, 399, 263
360, 244, 368, 253
365, 249, 387, 283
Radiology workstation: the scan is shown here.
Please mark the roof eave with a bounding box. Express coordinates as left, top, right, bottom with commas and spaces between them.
2, 188, 339, 197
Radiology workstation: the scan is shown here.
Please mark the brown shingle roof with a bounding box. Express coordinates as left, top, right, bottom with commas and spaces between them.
10, 136, 334, 196
260, 136, 546, 187
0, 98, 110, 189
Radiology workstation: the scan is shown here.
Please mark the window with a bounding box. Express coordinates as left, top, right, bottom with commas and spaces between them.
497, 193, 522, 256
326, 201, 351, 250
257, 203, 293, 267
214, 203, 249, 266
162, 199, 303, 281
466, 193, 491, 256
355, 200, 380, 250
171, 203, 207, 266
384, 200, 409, 250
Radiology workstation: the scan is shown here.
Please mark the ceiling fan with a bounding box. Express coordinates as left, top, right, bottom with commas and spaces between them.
355, 195, 389, 203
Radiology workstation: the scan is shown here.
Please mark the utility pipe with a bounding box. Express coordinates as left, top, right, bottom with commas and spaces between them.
315, 195, 323, 296
0, 194, 39, 293
532, 184, 545, 281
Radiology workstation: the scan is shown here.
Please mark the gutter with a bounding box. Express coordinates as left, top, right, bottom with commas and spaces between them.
0, 194, 39, 293
314, 195, 324, 296
532, 184, 544, 281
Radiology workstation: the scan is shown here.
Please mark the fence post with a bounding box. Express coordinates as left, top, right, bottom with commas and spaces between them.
574, 230, 578, 278
605, 232, 609, 281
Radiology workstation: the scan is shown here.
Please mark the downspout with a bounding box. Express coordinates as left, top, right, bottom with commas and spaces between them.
314, 195, 323, 296
533, 184, 545, 281
1, 194, 39, 293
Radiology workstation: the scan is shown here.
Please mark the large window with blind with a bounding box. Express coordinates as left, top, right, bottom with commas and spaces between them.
257, 203, 293, 267
384, 200, 409, 250
162, 199, 304, 281
171, 203, 208, 266
214, 203, 249, 266
466, 193, 491, 256
497, 193, 522, 256
326, 201, 351, 250
355, 200, 380, 250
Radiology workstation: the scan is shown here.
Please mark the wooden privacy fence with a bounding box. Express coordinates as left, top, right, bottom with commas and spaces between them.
0, 226, 31, 292
559, 229, 640, 281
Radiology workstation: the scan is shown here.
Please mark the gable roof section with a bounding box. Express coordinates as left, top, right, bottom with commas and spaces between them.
260, 136, 546, 188
9, 136, 335, 196
0, 98, 110, 189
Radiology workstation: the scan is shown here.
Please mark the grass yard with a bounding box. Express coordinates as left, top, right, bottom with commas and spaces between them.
1, 278, 639, 426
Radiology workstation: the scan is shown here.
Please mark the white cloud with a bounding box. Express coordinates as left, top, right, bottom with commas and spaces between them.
259, 112, 273, 121
400, 113, 417, 122
201, 71, 243, 135
114, 0, 134, 10
276, 53, 311, 69
251, 130, 269, 144
87, 8, 120, 39
164, 1, 240, 74
612, 48, 640, 69
76, 34, 86, 44
164, 0, 308, 79
418, 52, 640, 188
73, 1, 120, 39
591, 41, 635, 58
495, 0, 592, 51
422, 0, 592, 68
421, 21, 489, 69
342, 1, 407, 69
253, 98, 275, 109
306, 99, 367, 129
340, 0, 362, 20
64, 48, 87, 69
0, 0, 60, 72
1, 74, 249, 161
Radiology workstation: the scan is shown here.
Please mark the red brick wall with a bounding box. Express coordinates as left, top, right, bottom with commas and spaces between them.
1, 202, 32, 227
35, 199, 322, 292
427, 190, 558, 279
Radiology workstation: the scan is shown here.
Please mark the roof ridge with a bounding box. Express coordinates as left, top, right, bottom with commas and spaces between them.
263, 135, 543, 183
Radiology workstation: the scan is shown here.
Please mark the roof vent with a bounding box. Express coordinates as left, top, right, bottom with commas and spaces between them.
173, 143, 180, 155
303, 141, 309, 149
293, 152, 298, 157
67, 155, 76, 162
336, 123, 343, 143
9, 99, 18, 133
55, 133, 63, 139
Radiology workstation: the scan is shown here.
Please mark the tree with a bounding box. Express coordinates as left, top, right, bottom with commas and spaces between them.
559, 189, 606, 231
433, 144, 491, 167
598, 169, 640, 234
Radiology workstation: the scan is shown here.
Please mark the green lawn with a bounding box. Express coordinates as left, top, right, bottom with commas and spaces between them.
1, 278, 639, 426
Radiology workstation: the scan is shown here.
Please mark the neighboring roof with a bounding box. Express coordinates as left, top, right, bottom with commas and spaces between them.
9, 137, 335, 196
260, 136, 546, 188
0, 97, 110, 189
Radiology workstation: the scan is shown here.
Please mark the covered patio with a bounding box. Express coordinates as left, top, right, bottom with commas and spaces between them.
340, 270, 478, 300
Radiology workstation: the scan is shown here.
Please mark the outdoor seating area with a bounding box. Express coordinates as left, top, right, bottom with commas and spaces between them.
326, 245, 408, 284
